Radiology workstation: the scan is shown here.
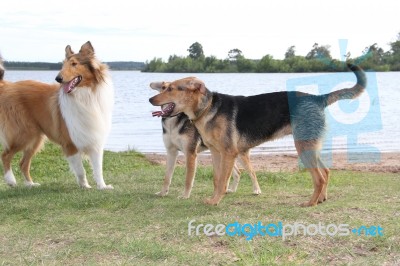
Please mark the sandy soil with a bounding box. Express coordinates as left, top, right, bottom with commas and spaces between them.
145, 152, 400, 173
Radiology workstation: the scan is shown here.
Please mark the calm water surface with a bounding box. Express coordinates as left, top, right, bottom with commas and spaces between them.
5, 70, 400, 154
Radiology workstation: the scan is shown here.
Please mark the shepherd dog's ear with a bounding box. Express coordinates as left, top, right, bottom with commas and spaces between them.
150, 81, 170, 92
189, 78, 207, 95
65, 45, 74, 58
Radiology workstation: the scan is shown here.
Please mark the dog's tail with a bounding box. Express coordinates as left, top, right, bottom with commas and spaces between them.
322, 63, 367, 107
0, 54, 4, 80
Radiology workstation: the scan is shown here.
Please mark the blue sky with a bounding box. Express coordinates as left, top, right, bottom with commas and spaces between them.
1, 0, 399, 62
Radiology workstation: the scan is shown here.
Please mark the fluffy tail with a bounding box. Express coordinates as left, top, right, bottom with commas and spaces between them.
0, 54, 4, 80
322, 63, 367, 106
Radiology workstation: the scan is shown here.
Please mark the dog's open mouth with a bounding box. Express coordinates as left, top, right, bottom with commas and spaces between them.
152, 103, 175, 117
63, 76, 82, 93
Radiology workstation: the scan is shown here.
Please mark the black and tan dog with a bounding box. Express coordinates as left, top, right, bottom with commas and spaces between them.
149, 64, 366, 206
150, 81, 261, 198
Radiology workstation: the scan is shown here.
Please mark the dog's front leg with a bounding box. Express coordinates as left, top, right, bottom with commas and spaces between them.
88, 149, 113, 190
156, 148, 178, 197
180, 152, 197, 199
67, 153, 91, 188
209, 148, 221, 200
205, 151, 236, 205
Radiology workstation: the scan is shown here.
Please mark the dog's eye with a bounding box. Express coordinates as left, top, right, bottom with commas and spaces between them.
71, 62, 77, 67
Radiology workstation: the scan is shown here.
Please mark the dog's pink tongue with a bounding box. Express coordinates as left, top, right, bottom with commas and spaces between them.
63, 80, 73, 93
152, 111, 163, 117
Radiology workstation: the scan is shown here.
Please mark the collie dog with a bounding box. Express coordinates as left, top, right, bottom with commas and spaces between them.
0, 41, 114, 189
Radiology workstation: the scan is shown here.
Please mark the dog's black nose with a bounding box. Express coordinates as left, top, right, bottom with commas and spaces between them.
149, 97, 155, 105
55, 75, 63, 83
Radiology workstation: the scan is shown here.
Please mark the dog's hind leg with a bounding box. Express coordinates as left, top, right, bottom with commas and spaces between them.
317, 158, 330, 203
295, 140, 326, 207
20, 136, 45, 187
302, 167, 326, 207
156, 148, 178, 197
238, 151, 261, 195
2, 148, 18, 187
226, 163, 241, 193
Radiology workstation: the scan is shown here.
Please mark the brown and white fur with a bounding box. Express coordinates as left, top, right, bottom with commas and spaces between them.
0, 41, 114, 189
149, 64, 366, 206
150, 81, 261, 198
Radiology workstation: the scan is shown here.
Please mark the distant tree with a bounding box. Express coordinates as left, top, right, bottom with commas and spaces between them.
257, 55, 278, 72
285, 56, 311, 72
204, 55, 218, 72
143, 58, 165, 72
388, 32, 400, 70
355, 43, 390, 71
306, 43, 332, 60
187, 42, 204, 60
367, 43, 385, 63
236, 57, 256, 72
284, 45, 296, 59
389, 33, 400, 55
228, 48, 243, 61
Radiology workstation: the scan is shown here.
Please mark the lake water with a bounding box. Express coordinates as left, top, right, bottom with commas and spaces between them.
4, 70, 400, 154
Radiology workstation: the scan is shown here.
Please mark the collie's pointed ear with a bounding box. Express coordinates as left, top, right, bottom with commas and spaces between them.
190, 78, 207, 95
79, 41, 95, 57
65, 45, 74, 58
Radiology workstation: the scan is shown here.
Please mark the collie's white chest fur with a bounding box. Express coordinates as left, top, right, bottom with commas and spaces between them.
59, 77, 114, 152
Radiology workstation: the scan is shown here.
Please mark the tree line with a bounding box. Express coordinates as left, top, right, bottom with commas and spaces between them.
3, 61, 145, 71
143, 33, 400, 73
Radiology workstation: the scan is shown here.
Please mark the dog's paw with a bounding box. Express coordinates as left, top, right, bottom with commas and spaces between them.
252, 188, 262, 195
226, 188, 236, 193
98, 184, 114, 190
227, 183, 239, 193
6, 180, 17, 187
4, 171, 17, 187
300, 201, 317, 207
318, 194, 327, 203
25, 181, 41, 187
318, 198, 327, 203
203, 197, 220, 206
80, 183, 92, 189
155, 190, 168, 197
178, 194, 190, 199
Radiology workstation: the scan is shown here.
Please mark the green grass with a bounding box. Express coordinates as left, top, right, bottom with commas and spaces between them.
0, 143, 399, 265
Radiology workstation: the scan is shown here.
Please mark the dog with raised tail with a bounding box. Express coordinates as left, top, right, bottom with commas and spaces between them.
0, 41, 114, 189
149, 64, 367, 206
